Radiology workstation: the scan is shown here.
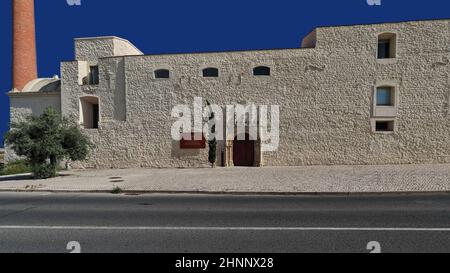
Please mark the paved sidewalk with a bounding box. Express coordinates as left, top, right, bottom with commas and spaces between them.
0, 164, 449, 194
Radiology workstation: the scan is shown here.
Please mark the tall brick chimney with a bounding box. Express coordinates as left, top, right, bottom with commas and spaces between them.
12, 0, 37, 91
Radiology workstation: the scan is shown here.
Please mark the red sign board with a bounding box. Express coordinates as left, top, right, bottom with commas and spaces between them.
180, 132, 206, 149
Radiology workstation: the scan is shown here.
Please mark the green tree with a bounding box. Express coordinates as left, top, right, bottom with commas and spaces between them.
5, 107, 92, 179
206, 100, 217, 168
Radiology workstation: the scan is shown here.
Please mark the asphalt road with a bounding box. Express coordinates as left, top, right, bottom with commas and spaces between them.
0, 192, 448, 253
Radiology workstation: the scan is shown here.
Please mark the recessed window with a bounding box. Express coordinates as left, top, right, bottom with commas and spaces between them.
80, 97, 99, 129
377, 33, 396, 59
376, 87, 394, 106
378, 40, 390, 59
375, 121, 395, 132
253, 66, 271, 76
154, 69, 170, 79
202, 67, 219, 78
89, 66, 99, 85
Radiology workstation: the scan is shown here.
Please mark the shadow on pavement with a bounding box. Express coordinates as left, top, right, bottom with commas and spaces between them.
0, 174, 33, 182
0, 173, 74, 183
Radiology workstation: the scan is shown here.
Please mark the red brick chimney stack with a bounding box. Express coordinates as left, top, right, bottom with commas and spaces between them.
12, 0, 38, 91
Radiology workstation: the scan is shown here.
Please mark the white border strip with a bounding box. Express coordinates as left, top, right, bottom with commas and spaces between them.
0, 226, 448, 232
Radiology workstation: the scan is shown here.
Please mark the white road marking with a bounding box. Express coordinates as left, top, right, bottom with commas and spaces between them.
0, 226, 448, 231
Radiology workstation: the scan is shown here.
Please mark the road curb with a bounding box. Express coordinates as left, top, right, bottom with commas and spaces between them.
0, 188, 449, 196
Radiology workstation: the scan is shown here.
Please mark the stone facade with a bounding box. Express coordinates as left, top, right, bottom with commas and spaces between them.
9, 19, 450, 168
0, 149, 4, 165
9, 92, 60, 124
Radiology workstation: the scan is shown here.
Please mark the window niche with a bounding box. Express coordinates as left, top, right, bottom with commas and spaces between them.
373, 120, 396, 133
377, 33, 397, 60
253, 66, 271, 76
376, 86, 394, 106
202, 67, 219, 78
373, 84, 398, 118
88, 65, 99, 85
154, 69, 170, 79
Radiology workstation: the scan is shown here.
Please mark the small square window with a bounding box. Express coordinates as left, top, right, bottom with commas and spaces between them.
375, 121, 395, 132
155, 69, 170, 79
203, 68, 219, 78
253, 66, 271, 76
376, 87, 393, 106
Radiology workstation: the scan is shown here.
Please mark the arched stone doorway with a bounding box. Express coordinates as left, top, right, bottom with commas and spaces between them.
233, 133, 255, 167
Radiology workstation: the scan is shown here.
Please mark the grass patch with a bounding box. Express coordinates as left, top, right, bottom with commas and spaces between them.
0, 160, 32, 176
111, 186, 123, 194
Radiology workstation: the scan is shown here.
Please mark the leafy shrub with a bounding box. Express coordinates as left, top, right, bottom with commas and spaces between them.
31, 163, 57, 180
5, 108, 92, 179
111, 186, 123, 194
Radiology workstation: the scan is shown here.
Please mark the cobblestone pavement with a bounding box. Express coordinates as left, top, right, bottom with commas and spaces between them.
0, 164, 449, 194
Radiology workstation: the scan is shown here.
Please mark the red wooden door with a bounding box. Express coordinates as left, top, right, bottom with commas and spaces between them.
233, 134, 255, 167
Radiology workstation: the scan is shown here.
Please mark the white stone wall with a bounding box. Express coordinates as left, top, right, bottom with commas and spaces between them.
113, 38, 143, 57
75, 37, 143, 64
6, 92, 61, 162
9, 93, 61, 123
0, 148, 5, 164
75, 38, 114, 64
58, 19, 450, 168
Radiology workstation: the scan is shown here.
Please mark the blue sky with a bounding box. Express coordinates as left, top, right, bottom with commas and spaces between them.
1, 0, 449, 147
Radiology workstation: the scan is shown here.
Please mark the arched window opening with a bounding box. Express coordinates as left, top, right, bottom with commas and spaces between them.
253, 66, 271, 76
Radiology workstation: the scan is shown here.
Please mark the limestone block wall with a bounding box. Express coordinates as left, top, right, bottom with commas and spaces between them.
113, 38, 143, 57
75, 36, 143, 64
6, 92, 61, 162
75, 38, 114, 64
59, 19, 450, 168
9, 93, 61, 123
0, 149, 4, 165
